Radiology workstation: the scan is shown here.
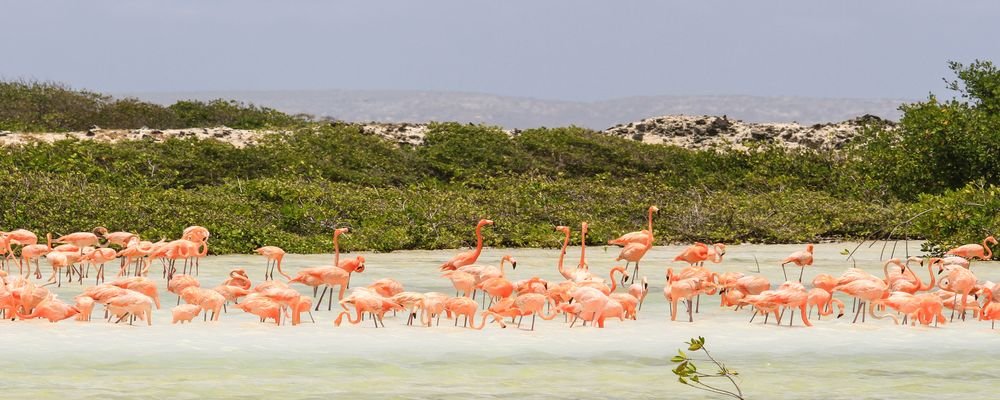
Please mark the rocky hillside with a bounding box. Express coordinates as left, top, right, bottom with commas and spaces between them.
0, 114, 893, 150
603, 114, 895, 150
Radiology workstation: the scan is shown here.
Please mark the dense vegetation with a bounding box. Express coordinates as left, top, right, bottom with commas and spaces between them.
0, 80, 305, 132
0, 61, 996, 255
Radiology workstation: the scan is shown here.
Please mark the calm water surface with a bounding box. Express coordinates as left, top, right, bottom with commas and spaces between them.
1, 243, 996, 399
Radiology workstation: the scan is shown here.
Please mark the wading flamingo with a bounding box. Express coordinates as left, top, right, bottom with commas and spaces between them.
439, 219, 493, 271
946, 235, 996, 266
608, 206, 658, 283
255, 246, 288, 280
780, 244, 814, 282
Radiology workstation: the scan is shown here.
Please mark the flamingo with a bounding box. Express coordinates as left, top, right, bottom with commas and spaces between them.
979, 288, 1000, 328
236, 293, 282, 325
780, 244, 814, 282
554, 226, 574, 280
439, 219, 493, 271
81, 247, 117, 284
834, 278, 896, 324
566, 286, 609, 327
627, 276, 649, 311
172, 304, 201, 323
937, 263, 978, 321
15, 297, 80, 322
946, 235, 996, 265
19, 233, 52, 279
290, 256, 365, 311
181, 225, 210, 275
167, 274, 200, 305
103, 231, 139, 248
674, 242, 710, 266
105, 290, 155, 325
255, 246, 288, 280
608, 206, 658, 283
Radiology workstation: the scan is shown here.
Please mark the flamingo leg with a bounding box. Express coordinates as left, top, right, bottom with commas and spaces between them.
781, 264, 788, 281
315, 287, 327, 311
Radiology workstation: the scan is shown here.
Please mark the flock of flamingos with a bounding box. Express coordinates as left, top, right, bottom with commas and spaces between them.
0, 205, 997, 330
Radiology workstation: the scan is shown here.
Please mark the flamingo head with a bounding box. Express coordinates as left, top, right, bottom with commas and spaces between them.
581, 222, 588, 234
805, 244, 815, 252
713, 243, 727, 255
555, 225, 570, 234
503, 255, 517, 270
353, 256, 366, 273
334, 227, 350, 237
987, 236, 998, 245
92, 226, 109, 237
649, 205, 659, 213
478, 219, 494, 227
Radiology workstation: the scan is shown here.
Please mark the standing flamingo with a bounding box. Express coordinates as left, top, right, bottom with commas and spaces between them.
440, 219, 493, 271
18, 233, 52, 279
181, 226, 210, 275
946, 235, 996, 265
608, 206, 658, 283
255, 246, 288, 280
674, 243, 710, 266
780, 244, 814, 282
554, 226, 575, 280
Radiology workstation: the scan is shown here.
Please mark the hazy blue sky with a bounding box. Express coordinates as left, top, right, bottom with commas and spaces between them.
1, 1, 996, 101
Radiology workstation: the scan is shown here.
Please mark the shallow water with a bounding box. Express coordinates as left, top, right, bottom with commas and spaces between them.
3, 242, 997, 399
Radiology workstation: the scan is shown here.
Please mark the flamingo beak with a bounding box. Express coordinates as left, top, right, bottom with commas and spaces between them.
512, 262, 517, 270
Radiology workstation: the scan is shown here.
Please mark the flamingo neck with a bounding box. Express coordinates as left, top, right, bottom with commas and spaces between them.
609, 269, 621, 292
539, 300, 560, 320
579, 230, 587, 269
471, 224, 485, 261
647, 208, 655, 238
333, 234, 341, 267
984, 238, 994, 259
557, 231, 570, 278
470, 311, 489, 330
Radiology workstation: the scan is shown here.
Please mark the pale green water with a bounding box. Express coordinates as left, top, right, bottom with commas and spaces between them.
2, 243, 997, 399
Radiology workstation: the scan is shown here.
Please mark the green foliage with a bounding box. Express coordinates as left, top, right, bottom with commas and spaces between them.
672, 337, 745, 400
852, 60, 1000, 200
0, 80, 304, 132
910, 182, 1000, 254
168, 99, 303, 129
420, 122, 524, 180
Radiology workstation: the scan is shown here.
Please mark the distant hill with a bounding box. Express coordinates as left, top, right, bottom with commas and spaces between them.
120, 90, 911, 130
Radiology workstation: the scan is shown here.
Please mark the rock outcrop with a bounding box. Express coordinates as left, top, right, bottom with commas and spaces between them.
602, 114, 894, 150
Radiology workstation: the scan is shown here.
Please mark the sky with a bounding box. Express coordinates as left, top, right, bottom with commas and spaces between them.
1, 1, 997, 101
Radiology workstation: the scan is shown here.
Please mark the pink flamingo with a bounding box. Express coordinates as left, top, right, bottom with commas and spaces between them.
181, 225, 210, 275
440, 219, 493, 271
674, 243, 710, 266
18, 233, 52, 279
780, 244, 814, 282
554, 226, 575, 280
172, 304, 201, 323
255, 246, 289, 280
946, 235, 996, 265
236, 293, 282, 325
608, 206, 658, 283
81, 247, 117, 284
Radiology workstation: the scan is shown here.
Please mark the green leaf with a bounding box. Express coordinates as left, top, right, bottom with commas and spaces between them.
670, 355, 686, 363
